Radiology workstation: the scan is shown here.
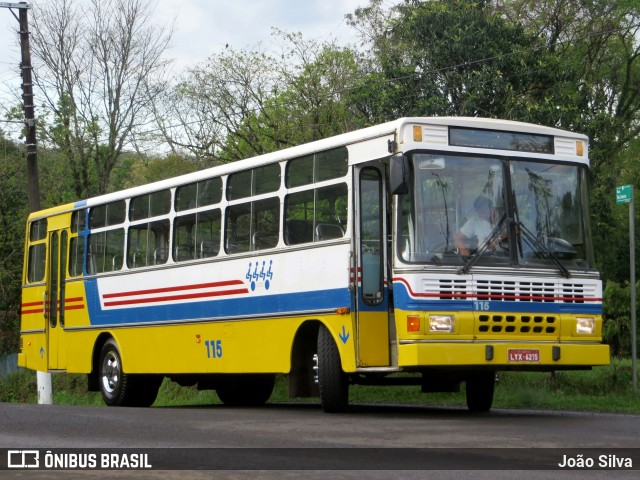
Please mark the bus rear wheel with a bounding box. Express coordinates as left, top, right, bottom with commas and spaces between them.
317, 325, 349, 413
216, 374, 275, 406
465, 372, 495, 413
98, 338, 161, 407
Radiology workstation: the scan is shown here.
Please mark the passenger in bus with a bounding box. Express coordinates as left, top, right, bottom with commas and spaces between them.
454, 196, 496, 256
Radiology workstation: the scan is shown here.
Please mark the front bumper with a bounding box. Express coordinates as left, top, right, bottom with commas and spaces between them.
398, 341, 610, 369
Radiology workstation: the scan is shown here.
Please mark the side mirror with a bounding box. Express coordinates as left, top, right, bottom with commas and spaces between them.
389, 155, 410, 195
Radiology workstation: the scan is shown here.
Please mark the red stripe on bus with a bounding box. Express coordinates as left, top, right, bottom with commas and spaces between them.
22, 308, 44, 315
23, 298, 83, 308
104, 288, 250, 307
103, 280, 245, 299
65, 297, 84, 303
64, 304, 85, 311
21, 301, 42, 308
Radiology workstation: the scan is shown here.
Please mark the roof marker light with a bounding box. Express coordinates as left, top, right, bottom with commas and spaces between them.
413, 126, 423, 142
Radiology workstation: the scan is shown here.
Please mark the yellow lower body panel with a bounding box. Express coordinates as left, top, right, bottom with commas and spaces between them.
398, 342, 610, 369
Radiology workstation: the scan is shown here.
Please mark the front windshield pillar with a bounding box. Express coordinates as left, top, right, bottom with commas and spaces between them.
502, 158, 520, 268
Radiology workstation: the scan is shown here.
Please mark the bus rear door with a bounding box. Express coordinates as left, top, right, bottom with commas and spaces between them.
45, 227, 69, 370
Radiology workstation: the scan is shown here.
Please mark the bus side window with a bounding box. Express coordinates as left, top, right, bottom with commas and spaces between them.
69, 236, 85, 277
128, 220, 169, 268
284, 183, 347, 245
226, 199, 279, 254
87, 229, 125, 274
284, 190, 314, 245
26, 219, 47, 283
27, 243, 46, 283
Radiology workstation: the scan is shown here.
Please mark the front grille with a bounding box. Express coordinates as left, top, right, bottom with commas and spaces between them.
423, 278, 598, 304
476, 280, 557, 302
477, 314, 557, 335
561, 283, 592, 303
436, 279, 469, 299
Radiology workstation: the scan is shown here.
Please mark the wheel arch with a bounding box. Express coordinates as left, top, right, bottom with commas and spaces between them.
288, 319, 321, 398
87, 332, 116, 392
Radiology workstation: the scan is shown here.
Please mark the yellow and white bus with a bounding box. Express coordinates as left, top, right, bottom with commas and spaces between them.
18, 117, 610, 411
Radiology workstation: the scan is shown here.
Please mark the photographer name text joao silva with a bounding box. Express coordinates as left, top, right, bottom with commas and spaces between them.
7, 450, 152, 470
558, 453, 633, 469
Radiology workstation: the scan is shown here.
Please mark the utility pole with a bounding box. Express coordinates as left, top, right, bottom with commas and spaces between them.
2, 2, 39, 210
18, 2, 40, 212
2, 1, 50, 404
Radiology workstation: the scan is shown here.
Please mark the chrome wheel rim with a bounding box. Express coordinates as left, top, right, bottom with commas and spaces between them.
101, 351, 120, 394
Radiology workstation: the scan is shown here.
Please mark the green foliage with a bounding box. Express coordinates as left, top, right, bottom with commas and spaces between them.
2, 364, 638, 413
348, 0, 558, 121
0, 370, 37, 403
219, 36, 367, 160
346, 0, 640, 284
0, 135, 28, 355
110, 154, 199, 191
603, 280, 638, 357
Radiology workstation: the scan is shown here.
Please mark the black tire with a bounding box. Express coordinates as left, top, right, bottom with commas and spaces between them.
98, 338, 160, 407
216, 374, 275, 406
127, 375, 162, 407
317, 325, 349, 413
465, 372, 495, 413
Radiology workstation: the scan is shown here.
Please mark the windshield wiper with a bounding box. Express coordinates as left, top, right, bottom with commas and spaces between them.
515, 221, 571, 278
458, 215, 508, 275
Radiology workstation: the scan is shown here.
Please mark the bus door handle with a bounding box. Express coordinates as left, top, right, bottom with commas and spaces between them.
43, 291, 48, 320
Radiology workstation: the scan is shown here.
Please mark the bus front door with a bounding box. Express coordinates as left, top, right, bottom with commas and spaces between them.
355, 165, 390, 367
46, 229, 68, 370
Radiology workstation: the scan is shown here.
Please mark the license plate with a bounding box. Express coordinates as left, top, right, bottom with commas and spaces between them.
508, 349, 540, 363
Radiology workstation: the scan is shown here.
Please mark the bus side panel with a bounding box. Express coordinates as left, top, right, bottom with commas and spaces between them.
61, 279, 93, 373
356, 310, 390, 367
100, 311, 357, 375
18, 285, 48, 372
68, 244, 356, 375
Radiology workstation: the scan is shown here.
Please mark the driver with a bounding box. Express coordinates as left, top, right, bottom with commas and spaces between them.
454, 196, 496, 256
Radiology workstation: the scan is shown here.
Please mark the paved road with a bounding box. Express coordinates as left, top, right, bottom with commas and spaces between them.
1, 402, 639, 479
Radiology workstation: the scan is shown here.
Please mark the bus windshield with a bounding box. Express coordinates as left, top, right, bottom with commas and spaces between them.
398, 153, 594, 271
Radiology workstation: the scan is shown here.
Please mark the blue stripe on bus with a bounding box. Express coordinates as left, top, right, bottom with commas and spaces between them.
84, 278, 353, 326
392, 281, 603, 315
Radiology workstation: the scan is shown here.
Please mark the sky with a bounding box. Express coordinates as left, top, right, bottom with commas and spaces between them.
0, 0, 367, 117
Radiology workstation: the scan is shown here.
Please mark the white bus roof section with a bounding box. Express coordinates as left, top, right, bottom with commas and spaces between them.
78, 117, 589, 208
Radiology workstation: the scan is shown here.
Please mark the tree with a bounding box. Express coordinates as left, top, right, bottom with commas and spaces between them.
156, 30, 366, 163
154, 46, 276, 165
346, 0, 560, 122
222, 33, 366, 159
499, 0, 640, 282
0, 134, 28, 355
30, 0, 173, 197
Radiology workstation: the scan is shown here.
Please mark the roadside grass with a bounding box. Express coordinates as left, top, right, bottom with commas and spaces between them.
1, 358, 638, 413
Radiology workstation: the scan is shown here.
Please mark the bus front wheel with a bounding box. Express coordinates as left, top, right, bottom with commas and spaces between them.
465, 372, 495, 413
316, 325, 349, 413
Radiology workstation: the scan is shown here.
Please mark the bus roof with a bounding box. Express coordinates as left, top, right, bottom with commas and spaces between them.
31, 117, 588, 217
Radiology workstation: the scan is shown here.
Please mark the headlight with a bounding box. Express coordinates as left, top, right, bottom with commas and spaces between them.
429, 315, 455, 333
576, 317, 595, 335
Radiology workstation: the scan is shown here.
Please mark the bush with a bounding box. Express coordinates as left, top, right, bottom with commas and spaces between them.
602, 280, 638, 357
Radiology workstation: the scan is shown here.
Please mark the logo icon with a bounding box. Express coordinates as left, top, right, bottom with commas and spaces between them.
8, 450, 40, 469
